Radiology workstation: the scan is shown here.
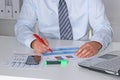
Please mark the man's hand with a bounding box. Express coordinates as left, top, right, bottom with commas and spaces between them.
75, 41, 102, 58
31, 38, 49, 54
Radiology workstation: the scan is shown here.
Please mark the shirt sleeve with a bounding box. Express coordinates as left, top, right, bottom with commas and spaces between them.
15, 0, 37, 48
88, 0, 113, 51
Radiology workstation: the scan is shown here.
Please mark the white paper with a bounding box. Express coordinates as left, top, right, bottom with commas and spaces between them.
0, 75, 50, 80
3, 53, 41, 69
42, 47, 78, 61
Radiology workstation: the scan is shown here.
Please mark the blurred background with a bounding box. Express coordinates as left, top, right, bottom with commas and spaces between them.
0, 0, 120, 42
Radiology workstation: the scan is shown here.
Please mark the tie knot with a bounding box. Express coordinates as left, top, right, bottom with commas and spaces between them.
59, 0, 64, 2
59, 0, 66, 5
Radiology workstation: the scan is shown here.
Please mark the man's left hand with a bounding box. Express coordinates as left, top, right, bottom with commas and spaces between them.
75, 41, 102, 58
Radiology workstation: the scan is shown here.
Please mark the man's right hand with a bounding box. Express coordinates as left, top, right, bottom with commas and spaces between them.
31, 38, 49, 54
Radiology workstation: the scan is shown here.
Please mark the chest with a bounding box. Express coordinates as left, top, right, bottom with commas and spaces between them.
34, 0, 89, 23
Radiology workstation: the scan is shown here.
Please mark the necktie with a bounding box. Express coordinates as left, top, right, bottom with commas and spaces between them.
58, 0, 73, 40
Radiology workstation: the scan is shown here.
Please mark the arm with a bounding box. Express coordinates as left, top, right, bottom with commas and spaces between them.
15, 0, 37, 48
15, 0, 50, 54
75, 0, 113, 58
89, 0, 113, 50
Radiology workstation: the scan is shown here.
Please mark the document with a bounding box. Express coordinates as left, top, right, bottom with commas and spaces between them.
0, 75, 50, 80
1, 47, 78, 69
43, 47, 79, 60
2, 53, 41, 69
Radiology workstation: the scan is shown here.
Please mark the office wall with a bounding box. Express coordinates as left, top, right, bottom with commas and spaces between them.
0, 19, 16, 36
0, 0, 120, 41
103, 0, 120, 42
0, 0, 23, 36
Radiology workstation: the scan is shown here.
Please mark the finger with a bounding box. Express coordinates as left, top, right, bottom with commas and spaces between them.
75, 43, 90, 56
81, 49, 98, 58
80, 50, 93, 58
35, 48, 47, 54
34, 50, 43, 54
38, 45, 48, 51
34, 45, 48, 54
38, 45, 49, 52
75, 48, 83, 56
75, 45, 87, 56
78, 49, 89, 57
76, 45, 90, 55
77, 46, 93, 58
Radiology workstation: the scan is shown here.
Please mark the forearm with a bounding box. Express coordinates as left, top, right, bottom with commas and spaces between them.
90, 28, 113, 51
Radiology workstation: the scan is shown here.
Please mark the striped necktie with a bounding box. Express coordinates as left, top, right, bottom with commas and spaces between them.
58, 0, 73, 40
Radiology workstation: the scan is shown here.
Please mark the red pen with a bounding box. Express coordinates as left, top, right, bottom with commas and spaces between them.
33, 34, 53, 52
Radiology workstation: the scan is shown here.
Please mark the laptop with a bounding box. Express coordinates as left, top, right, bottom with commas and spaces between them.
78, 51, 120, 76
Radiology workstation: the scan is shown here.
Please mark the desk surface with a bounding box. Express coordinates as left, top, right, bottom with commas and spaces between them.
0, 36, 120, 80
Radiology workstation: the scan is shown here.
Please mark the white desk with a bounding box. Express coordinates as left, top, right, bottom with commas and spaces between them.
0, 36, 120, 80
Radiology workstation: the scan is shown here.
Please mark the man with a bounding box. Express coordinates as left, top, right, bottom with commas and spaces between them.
15, 0, 113, 58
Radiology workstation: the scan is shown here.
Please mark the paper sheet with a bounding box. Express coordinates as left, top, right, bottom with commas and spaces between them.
42, 47, 79, 60
1, 47, 79, 69
0, 75, 50, 80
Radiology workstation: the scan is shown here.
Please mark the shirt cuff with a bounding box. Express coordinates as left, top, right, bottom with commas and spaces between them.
90, 38, 107, 51
25, 37, 36, 48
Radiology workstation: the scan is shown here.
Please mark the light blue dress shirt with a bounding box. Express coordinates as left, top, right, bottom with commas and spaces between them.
15, 0, 113, 50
